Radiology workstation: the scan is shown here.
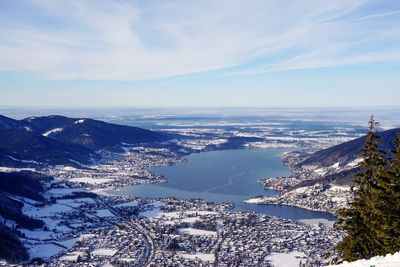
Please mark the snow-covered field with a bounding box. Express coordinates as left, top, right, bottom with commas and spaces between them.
69, 177, 113, 184
92, 248, 118, 257
27, 243, 65, 259
95, 209, 116, 218
328, 251, 400, 267
266, 251, 307, 267
178, 227, 217, 237
59, 251, 85, 262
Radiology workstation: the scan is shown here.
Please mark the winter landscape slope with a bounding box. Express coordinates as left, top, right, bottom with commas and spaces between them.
0, 114, 171, 166
328, 251, 400, 267
22, 115, 168, 150
298, 127, 400, 169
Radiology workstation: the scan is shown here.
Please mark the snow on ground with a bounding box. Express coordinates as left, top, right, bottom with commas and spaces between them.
328, 251, 400, 267
45, 187, 87, 197
92, 248, 118, 257
74, 119, 85, 124
314, 167, 327, 176
177, 253, 215, 263
59, 238, 79, 249
140, 208, 162, 218
57, 197, 95, 208
23, 203, 74, 217
180, 217, 202, 223
20, 229, 54, 240
113, 201, 138, 208
158, 210, 218, 219
7, 155, 40, 164
27, 243, 65, 259
298, 218, 336, 227
266, 251, 307, 267
59, 251, 85, 262
178, 228, 217, 237
43, 127, 63, 137
244, 196, 266, 204
79, 233, 96, 240
61, 166, 77, 171
155, 210, 218, 225
331, 162, 340, 169
346, 158, 363, 167
69, 177, 113, 185
95, 209, 116, 218
119, 258, 135, 262
0, 167, 36, 172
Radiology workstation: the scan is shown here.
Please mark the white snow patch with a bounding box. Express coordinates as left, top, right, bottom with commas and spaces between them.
266, 251, 307, 267
0, 167, 36, 172
314, 167, 327, 176
69, 177, 113, 184
57, 198, 95, 208
245, 197, 266, 204
331, 162, 340, 169
45, 187, 87, 197
27, 243, 65, 259
95, 209, 115, 218
158, 210, 218, 218
92, 248, 118, 257
178, 228, 217, 237
74, 119, 85, 124
113, 201, 138, 208
298, 218, 335, 227
346, 158, 364, 167
7, 155, 39, 164
140, 208, 162, 218
43, 127, 63, 137
328, 251, 400, 267
59, 251, 85, 262
23, 203, 74, 217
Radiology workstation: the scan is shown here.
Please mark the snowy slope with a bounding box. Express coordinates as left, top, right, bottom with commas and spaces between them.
328, 251, 400, 267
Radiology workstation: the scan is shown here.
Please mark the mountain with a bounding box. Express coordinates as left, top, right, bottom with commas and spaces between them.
22, 115, 169, 150
0, 114, 171, 166
0, 115, 28, 131
0, 224, 29, 264
0, 128, 96, 166
0, 171, 52, 264
298, 128, 400, 169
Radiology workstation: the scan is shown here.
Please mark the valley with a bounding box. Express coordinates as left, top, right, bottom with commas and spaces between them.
0, 112, 398, 266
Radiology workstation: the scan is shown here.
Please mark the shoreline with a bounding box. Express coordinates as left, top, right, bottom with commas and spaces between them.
245, 196, 338, 218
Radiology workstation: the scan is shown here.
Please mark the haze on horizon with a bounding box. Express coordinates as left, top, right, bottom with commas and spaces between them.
0, 0, 399, 108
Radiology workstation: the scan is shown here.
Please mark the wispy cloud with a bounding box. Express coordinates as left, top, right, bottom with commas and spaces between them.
0, 0, 399, 80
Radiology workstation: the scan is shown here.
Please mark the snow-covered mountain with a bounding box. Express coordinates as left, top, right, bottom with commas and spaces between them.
0, 115, 171, 167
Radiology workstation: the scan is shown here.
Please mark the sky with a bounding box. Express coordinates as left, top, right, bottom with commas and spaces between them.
0, 0, 399, 108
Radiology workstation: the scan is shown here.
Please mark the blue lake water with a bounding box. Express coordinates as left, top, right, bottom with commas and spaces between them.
108, 148, 336, 221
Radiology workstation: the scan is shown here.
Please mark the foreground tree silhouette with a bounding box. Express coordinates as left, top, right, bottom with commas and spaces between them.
386, 134, 400, 252
336, 116, 391, 261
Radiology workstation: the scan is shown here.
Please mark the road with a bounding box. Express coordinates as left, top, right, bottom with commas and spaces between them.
96, 197, 156, 266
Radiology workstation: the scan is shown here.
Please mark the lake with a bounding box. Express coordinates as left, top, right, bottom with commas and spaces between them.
107, 148, 336, 221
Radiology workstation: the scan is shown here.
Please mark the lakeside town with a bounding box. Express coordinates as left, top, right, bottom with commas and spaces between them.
0, 122, 365, 266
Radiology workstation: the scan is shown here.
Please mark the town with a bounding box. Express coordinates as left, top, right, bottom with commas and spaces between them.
0, 123, 363, 266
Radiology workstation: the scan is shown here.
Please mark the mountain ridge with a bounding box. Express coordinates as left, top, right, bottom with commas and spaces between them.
0, 114, 171, 167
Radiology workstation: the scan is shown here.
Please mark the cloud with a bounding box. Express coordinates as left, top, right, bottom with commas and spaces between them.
0, 0, 399, 80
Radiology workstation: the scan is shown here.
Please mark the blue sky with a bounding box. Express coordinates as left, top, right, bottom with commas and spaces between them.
0, 0, 399, 108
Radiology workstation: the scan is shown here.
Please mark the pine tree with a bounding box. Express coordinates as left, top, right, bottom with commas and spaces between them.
386, 134, 400, 252
336, 116, 390, 260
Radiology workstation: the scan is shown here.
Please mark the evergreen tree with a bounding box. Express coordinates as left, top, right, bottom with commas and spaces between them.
386, 134, 400, 252
336, 116, 390, 260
